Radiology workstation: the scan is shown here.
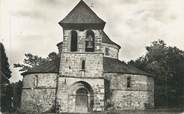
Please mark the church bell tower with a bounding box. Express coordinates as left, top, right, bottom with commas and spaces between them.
57, 0, 106, 112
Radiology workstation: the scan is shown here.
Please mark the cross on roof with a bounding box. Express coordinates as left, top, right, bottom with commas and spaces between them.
90, 0, 94, 8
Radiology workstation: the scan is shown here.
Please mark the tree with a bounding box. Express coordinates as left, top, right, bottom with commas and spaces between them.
128, 40, 184, 108
0, 42, 12, 112
14, 52, 58, 72
10, 81, 23, 111
0, 42, 11, 79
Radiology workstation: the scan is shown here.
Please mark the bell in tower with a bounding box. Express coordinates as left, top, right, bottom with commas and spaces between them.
85, 30, 95, 52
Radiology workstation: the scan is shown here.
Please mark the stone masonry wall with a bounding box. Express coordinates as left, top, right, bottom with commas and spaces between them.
104, 73, 154, 110
62, 29, 103, 53
60, 53, 103, 78
102, 43, 119, 59
21, 73, 57, 112
21, 89, 56, 112
57, 77, 104, 112
111, 91, 154, 110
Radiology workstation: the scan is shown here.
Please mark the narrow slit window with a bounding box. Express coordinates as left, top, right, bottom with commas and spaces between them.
34, 75, 38, 87
127, 77, 131, 88
105, 48, 109, 55
82, 60, 85, 70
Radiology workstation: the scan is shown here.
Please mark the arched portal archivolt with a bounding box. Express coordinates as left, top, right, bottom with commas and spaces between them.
69, 81, 94, 112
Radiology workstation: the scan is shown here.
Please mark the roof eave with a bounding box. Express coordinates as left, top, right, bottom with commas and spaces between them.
21, 72, 59, 76
103, 71, 154, 77
115, 44, 121, 49
56, 42, 63, 47
59, 22, 106, 29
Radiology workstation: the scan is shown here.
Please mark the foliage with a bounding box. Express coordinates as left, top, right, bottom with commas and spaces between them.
10, 81, 23, 111
0, 42, 12, 112
0, 84, 12, 112
128, 40, 184, 107
14, 52, 58, 72
0, 42, 12, 79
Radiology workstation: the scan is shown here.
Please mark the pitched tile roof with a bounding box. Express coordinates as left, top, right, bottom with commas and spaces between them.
102, 31, 121, 48
22, 57, 152, 77
103, 57, 152, 76
59, 0, 105, 25
22, 57, 60, 75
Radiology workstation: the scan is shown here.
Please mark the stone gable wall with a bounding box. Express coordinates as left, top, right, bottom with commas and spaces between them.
57, 77, 104, 112
60, 53, 103, 78
21, 73, 57, 112
104, 73, 154, 110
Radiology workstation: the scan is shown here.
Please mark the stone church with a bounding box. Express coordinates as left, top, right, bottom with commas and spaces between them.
21, 0, 154, 113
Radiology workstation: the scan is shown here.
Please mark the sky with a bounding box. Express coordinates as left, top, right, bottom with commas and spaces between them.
0, 0, 184, 82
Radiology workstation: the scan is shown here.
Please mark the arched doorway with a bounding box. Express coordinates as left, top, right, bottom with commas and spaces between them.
76, 88, 88, 112
69, 81, 94, 112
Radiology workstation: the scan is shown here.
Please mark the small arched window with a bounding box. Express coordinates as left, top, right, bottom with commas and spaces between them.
85, 30, 95, 52
81, 60, 85, 70
71, 31, 78, 52
127, 77, 131, 88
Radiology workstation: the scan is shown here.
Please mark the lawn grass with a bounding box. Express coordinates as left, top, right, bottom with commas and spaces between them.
1, 109, 184, 114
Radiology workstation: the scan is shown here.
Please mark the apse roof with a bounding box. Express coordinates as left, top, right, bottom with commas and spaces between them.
102, 31, 121, 48
103, 57, 152, 76
21, 57, 60, 75
22, 57, 152, 77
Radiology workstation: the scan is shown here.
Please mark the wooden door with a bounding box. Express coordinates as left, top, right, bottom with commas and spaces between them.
75, 88, 88, 112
